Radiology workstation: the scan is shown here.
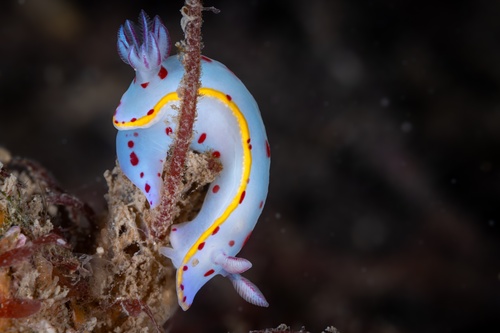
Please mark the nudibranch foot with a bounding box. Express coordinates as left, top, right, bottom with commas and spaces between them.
116, 117, 175, 208
227, 273, 269, 308
159, 246, 181, 268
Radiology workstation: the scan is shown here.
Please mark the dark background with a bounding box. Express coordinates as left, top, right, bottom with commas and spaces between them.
1, 1, 500, 332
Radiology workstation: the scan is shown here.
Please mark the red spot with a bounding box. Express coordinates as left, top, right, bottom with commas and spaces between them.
248, 144, 252, 150
212, 185, 220, 193
157, 172, 161, 177
172, 228, 177, 232
247, 138, 251, 143
183, 265, 188, 271
201, 55, 212, 62
243, 232, 252, 246
158, 66, 168, 79
259, 200, 264, 209
140, 172, 144, 178
239, 191, 246, 204
165, 127, 173, 135
133, 132, 139, 137
182, 296, 186, 303
226, 94, 232, 101
145, 183, 151, 193
114, 120, 118, 124
265, 140, 271, 158
198, 133, 207, 144
198, 242, 205, 250
229, 240, 235, 247
212, 226, 220, 235
141, 82, 149, 88
147, 109, 154, 116
131, 118, 137, 122
204, 269, 215, 277
212, 151, 220, 158
180, 284, 184, 290
130, 152, 139, 166
127, 140, 134, 148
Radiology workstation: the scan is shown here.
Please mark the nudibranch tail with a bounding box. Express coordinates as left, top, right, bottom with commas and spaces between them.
117, 10, 170, 80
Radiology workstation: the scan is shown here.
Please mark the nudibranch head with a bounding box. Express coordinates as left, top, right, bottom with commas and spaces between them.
114, 11, 176, 130
117, 10, 171, 83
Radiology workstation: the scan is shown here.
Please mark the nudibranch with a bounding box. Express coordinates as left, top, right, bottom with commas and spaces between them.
114, 11, 270, 310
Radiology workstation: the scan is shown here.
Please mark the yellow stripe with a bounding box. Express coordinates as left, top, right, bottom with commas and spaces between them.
113, 91, 178, 128
176, 87, 251, 309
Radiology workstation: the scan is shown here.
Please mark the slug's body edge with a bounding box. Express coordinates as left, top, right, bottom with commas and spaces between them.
114, 12, 270, 311
160, 83, 270, 310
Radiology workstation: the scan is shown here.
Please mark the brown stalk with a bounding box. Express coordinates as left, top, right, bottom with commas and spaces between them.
152, 0, 204, 239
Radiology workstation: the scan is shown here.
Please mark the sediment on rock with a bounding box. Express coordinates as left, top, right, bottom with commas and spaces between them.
0, 147, 220, 332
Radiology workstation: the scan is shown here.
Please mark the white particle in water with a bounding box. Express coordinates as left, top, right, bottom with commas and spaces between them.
401, 121, 413, 133
380, 97, 390, 108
